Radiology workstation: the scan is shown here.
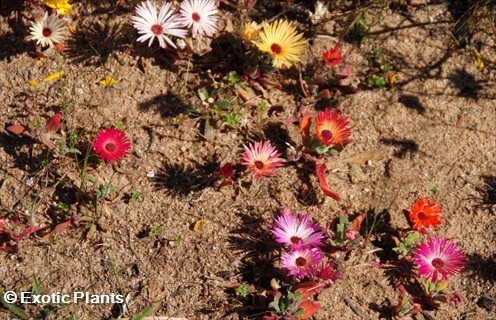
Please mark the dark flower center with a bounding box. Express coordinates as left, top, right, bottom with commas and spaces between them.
295, 257, 307, 267
417, 211, 427, 220
105, 143, 116, 152
290, 236, 301, 244
431, 258, 444, 269
151, 24, 163, 35
42, 28, 52, 37
254, 160, 264, 169
270, 43, 282, 54
321, 130, 333, 142
192, 12, 201, 22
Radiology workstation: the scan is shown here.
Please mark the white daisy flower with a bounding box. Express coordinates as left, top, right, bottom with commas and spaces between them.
179, 0, 218, 38
29, 12, 67, 48
131, 0, 188, 49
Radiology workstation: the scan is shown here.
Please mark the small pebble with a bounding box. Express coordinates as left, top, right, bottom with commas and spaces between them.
146, 171, 155, 178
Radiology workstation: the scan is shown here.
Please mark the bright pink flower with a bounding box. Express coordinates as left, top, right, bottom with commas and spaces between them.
93, 128, 131, 163
242, 140, 284, 179
413, 236, 466, 282
272, 208, 325, 248
281, 245, 323, 279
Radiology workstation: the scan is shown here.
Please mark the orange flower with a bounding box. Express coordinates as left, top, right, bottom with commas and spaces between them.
323, 45, 343, 68
409, 198, 443, 231
315, 108, 351, 147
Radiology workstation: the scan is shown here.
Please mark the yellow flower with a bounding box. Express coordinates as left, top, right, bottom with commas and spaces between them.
43, 71, 64, 82
252, 20, 307, 69
474, 49, 484, 70
44, 0, 72, 15
240, 21, 261, 43
387, 71, 398, 89
28, 80, 40, 86
99, 76, 118, 86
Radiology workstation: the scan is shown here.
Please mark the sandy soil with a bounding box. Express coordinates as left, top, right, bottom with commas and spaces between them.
0, 0, 495, 319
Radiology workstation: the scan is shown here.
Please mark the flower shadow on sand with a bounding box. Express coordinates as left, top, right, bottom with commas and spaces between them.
152, 156, 220, 197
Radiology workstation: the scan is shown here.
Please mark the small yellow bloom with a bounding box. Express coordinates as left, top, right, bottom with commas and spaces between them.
99, 76, 118, 86
193, 219, 207, 232
474, 49, 484, 70
240, 21, 261, 43
44, 0, 72, 15
67, 23, 76, 34
28, 80, 40, 86
252, 20, 307, 69
387, 71, 398, 88
43, 71, 64, 82
31, 51, 46, 61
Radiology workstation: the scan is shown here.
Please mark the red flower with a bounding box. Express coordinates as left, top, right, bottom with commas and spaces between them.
315, 108, 351, 147
409, 198, 443, 231
93, 127, 131, 163
323, 46, 344, 68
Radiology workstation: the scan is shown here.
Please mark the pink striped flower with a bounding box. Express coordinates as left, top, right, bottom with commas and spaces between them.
178, 0, 218, 38
281, 245, 323, 279
131, 1, 187, 49
272, 208, 325, 248
413, 236, 466, 282
242, 140, 284, 179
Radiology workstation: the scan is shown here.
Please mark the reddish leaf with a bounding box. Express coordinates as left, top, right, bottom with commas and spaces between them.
299, 112, 312, 141
315, 163, 341, 201
6, 125, 25, 135
46, 114, 62, 132
296, 301, 321, 319
52, 220, 72, 234
295, 281, 323, 300
219, 162, 233, 179
219, 180, 233, 187
350, 213, 365, 232
10, 226, 41, 241
38, 133, 55, 150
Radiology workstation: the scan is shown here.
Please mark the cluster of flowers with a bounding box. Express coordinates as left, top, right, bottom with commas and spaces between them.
395, 198, 467, 316
408, 198, 466, 283
29, 0, 219, 50
131, 0, 218, 49
270, 209, 341, 284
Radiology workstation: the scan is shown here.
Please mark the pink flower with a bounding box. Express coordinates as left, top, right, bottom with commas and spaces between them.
93, 128, 131, 163
281, 245, 323, 279
179, 0, 218, 38
272, 209, 325, 248
242, 140, 284, 179
131, 0, 187, 49
413, 236, 466, 282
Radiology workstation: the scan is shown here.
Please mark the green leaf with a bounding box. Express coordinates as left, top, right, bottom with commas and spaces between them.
215, 100, 231, 109
0, 289, 28, 319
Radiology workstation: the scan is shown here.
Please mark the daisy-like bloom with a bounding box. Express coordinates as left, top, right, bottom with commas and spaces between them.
242, 140, 284, 179
179, 0, 218, 38
323, 45, 344, 68
409, 198, 443, 231
131, 1, 188, 49
93, 128, 131, 163
315, 108, 351, 147
281, 245, 323, 279
413, 236, 467, 282
252, 20, 307, 69
44, 0, 72, 15
240, 21, 260, 42
272, 208, 325, 248
29, 12, 67, 48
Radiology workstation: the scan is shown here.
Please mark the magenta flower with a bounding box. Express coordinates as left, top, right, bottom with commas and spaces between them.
281, 245, 323, 279
242, 140, 284, 179
272, 208, 325, 248
93, 127, 131, 163
413, 236, 467, 282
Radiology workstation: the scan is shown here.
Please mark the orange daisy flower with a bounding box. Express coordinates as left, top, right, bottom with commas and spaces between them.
409, 198, 443, 231
315, 108, 351, 147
